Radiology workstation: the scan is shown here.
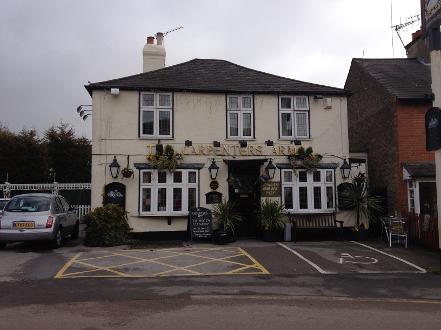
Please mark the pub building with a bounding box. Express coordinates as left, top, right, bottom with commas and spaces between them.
85, 33, 364, 237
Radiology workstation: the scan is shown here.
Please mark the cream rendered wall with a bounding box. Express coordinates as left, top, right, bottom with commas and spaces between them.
91, 90, 355, 232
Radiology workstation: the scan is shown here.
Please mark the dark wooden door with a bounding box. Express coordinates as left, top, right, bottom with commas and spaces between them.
228, 161, 261, 237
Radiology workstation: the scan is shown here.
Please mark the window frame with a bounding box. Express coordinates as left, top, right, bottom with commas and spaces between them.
226, 94, 254, 139
139, 169, 199, 216
281, 169, 335, 213
279, 95, 310, 139
140, 92, 173, 139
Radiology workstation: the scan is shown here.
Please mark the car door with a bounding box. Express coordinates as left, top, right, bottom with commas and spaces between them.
60, 196, 76, 227
54, 197, 67, 230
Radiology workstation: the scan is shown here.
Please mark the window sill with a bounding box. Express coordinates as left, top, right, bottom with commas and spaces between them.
225, 138, 256, 141
278, 138, 312, 141
138, 213, 188, 217
139, 136, 174, 140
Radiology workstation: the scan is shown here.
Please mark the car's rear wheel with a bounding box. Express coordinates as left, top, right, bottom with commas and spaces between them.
71, 221, 80, 239
51, 228, 63, 249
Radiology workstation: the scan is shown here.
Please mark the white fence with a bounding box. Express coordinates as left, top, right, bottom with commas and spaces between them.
72, 205, 91, 219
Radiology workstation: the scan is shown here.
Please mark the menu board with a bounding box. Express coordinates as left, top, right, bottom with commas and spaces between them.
189, 207, 212, 239
261, 181, 281, 197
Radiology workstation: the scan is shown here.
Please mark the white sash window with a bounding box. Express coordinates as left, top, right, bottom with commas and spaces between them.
227, 95, 253, 139
282, 169, 335, 213
279, 95, 309, 139
140, 92, 173, 138
140, 169, 198, 215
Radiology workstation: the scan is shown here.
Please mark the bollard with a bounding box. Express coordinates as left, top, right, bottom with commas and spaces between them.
284, 223, 292, 241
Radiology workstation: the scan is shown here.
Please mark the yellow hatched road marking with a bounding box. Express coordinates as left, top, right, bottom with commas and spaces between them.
54, 252, 82, 279
55, 247, 270, 279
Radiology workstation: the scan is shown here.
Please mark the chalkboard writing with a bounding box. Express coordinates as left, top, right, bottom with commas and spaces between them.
189, 207, 212, 239
426, 107, 441, 151
104, 182, 126, 210
261, 181, 281, 197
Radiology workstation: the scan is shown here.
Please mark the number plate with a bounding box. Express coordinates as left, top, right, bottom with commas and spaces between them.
13, 222, 35, 229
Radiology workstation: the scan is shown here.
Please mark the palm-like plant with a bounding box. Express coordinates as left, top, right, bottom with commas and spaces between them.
340, 174, 383, 228
212, 201, 242, 237
259, 199, 285, 232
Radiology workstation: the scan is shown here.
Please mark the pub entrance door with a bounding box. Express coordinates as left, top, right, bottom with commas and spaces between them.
227, 160, 264, 237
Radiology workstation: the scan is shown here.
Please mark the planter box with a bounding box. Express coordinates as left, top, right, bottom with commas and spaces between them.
213, 230, 235, 245
261, 230, 282, 242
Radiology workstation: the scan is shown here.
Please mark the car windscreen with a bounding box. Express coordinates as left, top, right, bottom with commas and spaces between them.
4, 196, 51, 212
0, 200, 8, 210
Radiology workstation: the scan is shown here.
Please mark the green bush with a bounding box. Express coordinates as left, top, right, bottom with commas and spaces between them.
259, 199, 285, 232
84, 204, 131, 247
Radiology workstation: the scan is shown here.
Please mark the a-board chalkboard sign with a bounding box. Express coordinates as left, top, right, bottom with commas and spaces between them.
189, 207, 212, 240
104, 182, 126, 210
426, 107, 441, 151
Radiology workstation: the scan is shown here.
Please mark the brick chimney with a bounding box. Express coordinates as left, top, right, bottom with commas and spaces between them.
142, 33, 166, 73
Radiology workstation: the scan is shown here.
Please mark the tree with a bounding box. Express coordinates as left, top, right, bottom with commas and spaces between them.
44, 123, 91, 182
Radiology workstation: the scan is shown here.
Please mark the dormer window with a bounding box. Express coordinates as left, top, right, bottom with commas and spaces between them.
227, 95, 254, 139
279, 95, 309, 139
140, 92, 173, 138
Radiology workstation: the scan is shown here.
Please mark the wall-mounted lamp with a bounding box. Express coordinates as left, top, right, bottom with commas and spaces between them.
213, 141, 221, 147
239, 140, 247, 148
185, 140, 192, 147
208, 159, 219, 180
293, 140, 302, 146
109, 156, 121, 179
340, 159, 351, 179
265, 140, 274, 146
265, 159, 277, 179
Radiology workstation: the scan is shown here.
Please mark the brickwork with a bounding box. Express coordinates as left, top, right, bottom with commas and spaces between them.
395, 100, 434, 214
345, 60, 397, 213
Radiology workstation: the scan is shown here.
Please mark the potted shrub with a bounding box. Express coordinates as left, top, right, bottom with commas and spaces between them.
339, 173, 383, 241
212, 201, 242, 244
84, 204, 132, 246
259, 199, 285, 242
147, 144, 183, 172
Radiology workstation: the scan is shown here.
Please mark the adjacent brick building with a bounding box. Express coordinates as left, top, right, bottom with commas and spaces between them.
345, 58, 436, 216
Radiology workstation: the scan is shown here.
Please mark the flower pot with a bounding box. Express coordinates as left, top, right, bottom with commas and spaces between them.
352, 229, 368, 241
121, 168, 134, 178
261, 230, 282, 242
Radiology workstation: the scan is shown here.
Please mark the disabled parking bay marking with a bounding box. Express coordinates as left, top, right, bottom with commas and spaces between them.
339, 253, 378, 265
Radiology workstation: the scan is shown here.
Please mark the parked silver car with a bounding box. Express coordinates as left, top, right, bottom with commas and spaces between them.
0, 193, 79, 249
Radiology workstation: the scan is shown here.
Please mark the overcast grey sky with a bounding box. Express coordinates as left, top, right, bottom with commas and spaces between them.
0, 0, 421, 138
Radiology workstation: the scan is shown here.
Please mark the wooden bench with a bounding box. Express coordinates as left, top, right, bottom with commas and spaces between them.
287, 213, 344, 242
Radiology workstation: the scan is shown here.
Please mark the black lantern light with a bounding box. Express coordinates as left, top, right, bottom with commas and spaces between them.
208, 159, 219, 180
109, 156, 121, 179
340, 159, 351, 179
265, 158, 277, 179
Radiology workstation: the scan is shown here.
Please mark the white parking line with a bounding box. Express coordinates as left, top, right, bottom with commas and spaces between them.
277, 242, 335, 274
350, 241, 427, 273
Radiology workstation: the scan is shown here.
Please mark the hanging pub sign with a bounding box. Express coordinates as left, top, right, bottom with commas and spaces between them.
426, 107, 441, 151
261, 181, 281, 197
189, 207, 212, 240
104, 182, 126, 210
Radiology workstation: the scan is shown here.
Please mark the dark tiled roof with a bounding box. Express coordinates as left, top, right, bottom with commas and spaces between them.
86, 59, 348, 95
403, 162, 435, 177
352, 58, 432, 99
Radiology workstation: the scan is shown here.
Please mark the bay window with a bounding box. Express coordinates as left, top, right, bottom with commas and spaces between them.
227, 95, 253, 139
282, 169, 335, 212
140, 92, 173, 138
279, 95, 309, 139
140, 169, 198, 215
